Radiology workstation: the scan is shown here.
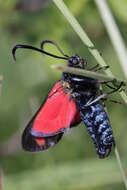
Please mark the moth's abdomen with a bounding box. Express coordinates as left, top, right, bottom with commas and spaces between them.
80, 103, 114, 158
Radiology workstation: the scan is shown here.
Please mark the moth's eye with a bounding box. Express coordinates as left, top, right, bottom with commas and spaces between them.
72, 58, 78, 65
68, 56, 80, 67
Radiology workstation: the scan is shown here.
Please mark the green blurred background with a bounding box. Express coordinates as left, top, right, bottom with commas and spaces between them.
0, 0, 127, 189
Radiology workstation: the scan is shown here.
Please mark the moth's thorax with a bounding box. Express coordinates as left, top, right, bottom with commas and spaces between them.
60, 80, 73, 95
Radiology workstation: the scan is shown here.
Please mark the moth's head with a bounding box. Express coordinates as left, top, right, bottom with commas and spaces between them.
68, 55, 87, 69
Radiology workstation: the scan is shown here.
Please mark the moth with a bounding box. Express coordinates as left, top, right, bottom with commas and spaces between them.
12, 40, 123, 158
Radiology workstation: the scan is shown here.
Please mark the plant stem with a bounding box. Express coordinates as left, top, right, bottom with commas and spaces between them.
0, 75, 3, 96
52, 0, 127, 188
94, 1, 127, 188
53, 0, 112, 75
52, 0, 127, 105
95, 0, 127, 77
115, 147, 127, 189
52, 64, 127, 87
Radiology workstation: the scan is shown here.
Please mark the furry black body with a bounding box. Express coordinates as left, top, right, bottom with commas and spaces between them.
62, 55, 115, 158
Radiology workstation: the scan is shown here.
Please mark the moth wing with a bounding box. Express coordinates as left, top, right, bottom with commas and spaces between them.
22, 124, 63, 152
22, 81, 79, 152
70, 111, 81, 127
30, 82, 78, 137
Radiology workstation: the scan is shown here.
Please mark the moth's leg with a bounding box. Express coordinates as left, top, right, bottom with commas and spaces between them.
99, 83, 125, 106
99, 83, 106, 110
94, 65, 109, 72
88, 64, 109, 72
105, 83, 117, 90
88, 64, 100, 71
97, 80, 117, 87
98, 80, 114, 84
84, 82, 124, 107
103, 98, 125, 106
106, 81, 124, 95
98, 79, 125, 92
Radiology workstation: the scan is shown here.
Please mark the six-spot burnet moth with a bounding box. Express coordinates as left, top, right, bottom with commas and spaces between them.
12, 40, 123, 158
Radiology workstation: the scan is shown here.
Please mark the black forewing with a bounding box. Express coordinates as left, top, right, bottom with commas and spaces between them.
22, 123, 63, 152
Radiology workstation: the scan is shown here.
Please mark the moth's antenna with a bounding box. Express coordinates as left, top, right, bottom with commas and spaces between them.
40, 40, 69, 58
12, 44, 69, 61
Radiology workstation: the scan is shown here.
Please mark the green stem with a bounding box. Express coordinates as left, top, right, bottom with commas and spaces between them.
115, 147, 127, 189
95, 0, 127, 77
52, 64, 127, 87
94, 1, 127, 188
0, 75, 3, 96
52, 0, 127, 104
53, 0, 112, 75
52, 0, 127, 188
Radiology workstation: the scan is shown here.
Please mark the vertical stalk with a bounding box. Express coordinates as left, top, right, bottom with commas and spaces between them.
52, 0, 127, 104
95, 0, 127, 77
0, 76, 3, 96
95, 0, 127, 188
0, 76, 3, 190
53, 0, 112, 75
52, 0, 127, 188
115, 147, 127, 189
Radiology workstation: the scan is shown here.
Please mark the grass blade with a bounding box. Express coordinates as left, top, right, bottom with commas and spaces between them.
52, 0, 127, 188
95, 0, 127, 77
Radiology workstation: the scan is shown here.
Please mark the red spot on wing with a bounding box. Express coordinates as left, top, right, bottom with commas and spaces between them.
35, 138, 45, 146
22, 122, 63, 152
32, 82, 78, 137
